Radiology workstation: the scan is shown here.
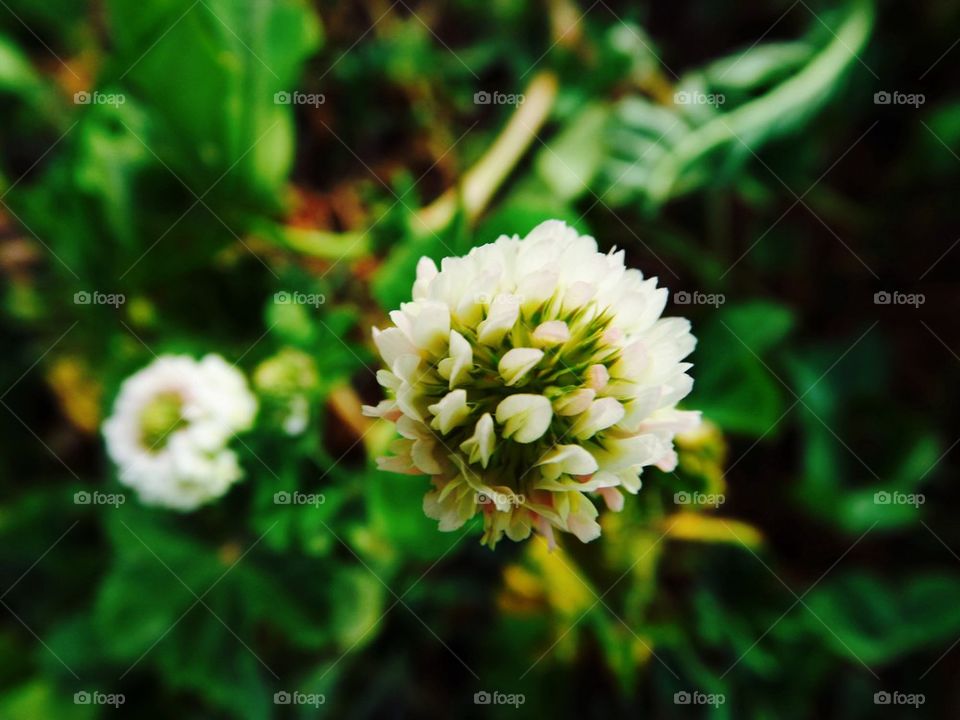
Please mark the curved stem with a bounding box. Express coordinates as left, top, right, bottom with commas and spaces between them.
416, 70, 559, 232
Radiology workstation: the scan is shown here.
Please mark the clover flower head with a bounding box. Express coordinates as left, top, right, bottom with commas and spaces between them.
365, 220, 698, 548
253, 348, 319, 436
103, 354, 257, 510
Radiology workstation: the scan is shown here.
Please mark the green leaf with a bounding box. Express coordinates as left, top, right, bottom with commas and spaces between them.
805, 573, 960, 665
364, 468, 457, 562
477, 178, 586, 241
0, 681, 94, 720
329, 568, 387, 650
252, 220, 370, 260
105, 0, 322, 202
534, 104, 610, 202
0, 35, 44, 95
600, 0, 875, 209
692, 301, 795, 435
702, 42, 814, 91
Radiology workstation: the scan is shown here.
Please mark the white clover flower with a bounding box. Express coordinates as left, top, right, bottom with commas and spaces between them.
253, 348, 319, 436
103, 354, 257, 511
365, 220, 699, 548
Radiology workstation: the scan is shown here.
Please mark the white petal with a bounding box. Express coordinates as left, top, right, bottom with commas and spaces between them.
498, 348, 544, 386
517, 269, 559, 313
361, 399, 398, 419
495, 394, 552, 443
411, 438, 443, 474
532, 320, 570, 347
562, 281, 596, 311
437, 329, 473, 388
410, 301, 450, 355
610, 340, 647, 380
396, 384, 424, 422
601, 326, 623, 345
585, 364, 609, 391
427, 389, 470, 435
565, 493, 601, 542
372, 327, 416, 367
459, 413, 495, 468
594, 434, 666, 471
392, 354, 422, 384
571, 397, 625, 439
413, 256, 438, 299
477, 294, 521, 345
655, 448, 678, 472
598, 486, 624, 512
553, 388, 595, 416
376, 369, 400, 390
536, 444, 599, 479
396, 414, 430, 440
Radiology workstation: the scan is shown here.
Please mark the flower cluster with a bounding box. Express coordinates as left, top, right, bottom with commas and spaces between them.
365, 220, 698, 547
253, 348, 320, 436
103, 354, 257, 511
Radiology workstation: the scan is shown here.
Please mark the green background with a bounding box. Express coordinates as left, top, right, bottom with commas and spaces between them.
1, 0, 957, 717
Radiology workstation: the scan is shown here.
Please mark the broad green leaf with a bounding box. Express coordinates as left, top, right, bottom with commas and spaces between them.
805, 573, 960, 665
692, 301, 795, 435
535, 104, 610, 201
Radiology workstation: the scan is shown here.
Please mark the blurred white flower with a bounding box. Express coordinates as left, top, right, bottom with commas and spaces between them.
365, 220, 698, 548
253, 348, 319, 436
103, 354, 257, 511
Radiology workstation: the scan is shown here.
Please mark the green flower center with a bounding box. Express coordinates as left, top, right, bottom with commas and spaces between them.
140, 391, 187, 451
424, 301, 622, 489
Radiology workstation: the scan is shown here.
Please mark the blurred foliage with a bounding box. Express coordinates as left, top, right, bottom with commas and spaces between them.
1, 0, 958, 718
